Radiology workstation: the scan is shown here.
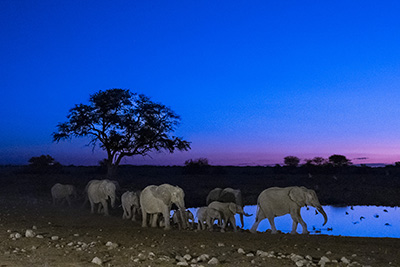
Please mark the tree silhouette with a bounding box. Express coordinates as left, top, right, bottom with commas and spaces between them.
284, 156, 300, 167
53, 89, 191, 177
328, 154, 352, 167
28, 155, 62, 173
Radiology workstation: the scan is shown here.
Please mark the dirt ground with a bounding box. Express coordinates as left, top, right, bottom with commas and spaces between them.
0, 195, 399, 267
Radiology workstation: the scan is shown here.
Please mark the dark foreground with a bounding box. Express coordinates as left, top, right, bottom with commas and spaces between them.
0, 195, 399, 266
0, 165, 400, 266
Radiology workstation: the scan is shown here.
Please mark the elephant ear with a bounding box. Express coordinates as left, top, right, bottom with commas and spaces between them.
289, 187, 306, 207
228, 202, 237, 214
155, 185, 172, 205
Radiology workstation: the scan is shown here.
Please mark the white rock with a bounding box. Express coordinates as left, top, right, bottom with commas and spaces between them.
291, 254, 304, 262
177, 262, 188, 266
91, 256, 102, 265
197, 254, 210, 262
217, 242, 225, 247
208, 257, 219, 265
14, 233, 22, 239
341, 257, 350, 264
51, 236, 59, 241
67, 242, 74, 246
326, 251, 332, 255
176, 255, 186, 262
32, 225, 37, 230
237, 248, 245, 254
36, 235, 44, 239
246, 253, 254, 257
137, 253, 146, 261
105, 241, 118, 249
183, 254, 191, 261
305, 255, 313, 261
318, 256, 330, 266
25, 229, 35, 238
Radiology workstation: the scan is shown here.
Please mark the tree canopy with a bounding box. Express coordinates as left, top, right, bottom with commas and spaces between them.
53, 89, 191, 177
328, 154, 352, 167
284, 156, 300, 167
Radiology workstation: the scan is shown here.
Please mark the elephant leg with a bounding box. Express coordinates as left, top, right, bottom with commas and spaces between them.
52, 197, 56, 206
151, 213, 159, 228
122, 206, 127, 219
162, 208, 171, 230
250, 219, 261, 233
89, 200, 95, 214
268, 217, 278, 234
291, 209, 309, 234
230, 216, 237, 232
131, 207, 137, 221
220, 217, 227, 232
239, 213, 244, 228
101, 200, 109, 216
142, 211, 148, 227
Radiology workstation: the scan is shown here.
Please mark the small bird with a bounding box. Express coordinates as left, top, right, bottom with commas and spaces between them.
385, 223, 391, 226
374, 214, 379, 218
350, 206, 354, 210
360, 216, 365, 221
345, 212, 349, 215
315, 210, 319, 215
383, 209, 388, 213
327, 227, 333, 231
353, 221, 359, 225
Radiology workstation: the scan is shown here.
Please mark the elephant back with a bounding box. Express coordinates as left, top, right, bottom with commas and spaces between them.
206, 188, 223, 205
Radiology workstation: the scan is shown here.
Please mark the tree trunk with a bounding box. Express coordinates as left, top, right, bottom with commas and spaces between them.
107, 164, 118, 179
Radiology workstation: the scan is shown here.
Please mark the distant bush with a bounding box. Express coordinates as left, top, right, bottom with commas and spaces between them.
183, 158, 210, 174
284, 156, 300, 167
26, 155, 62, 174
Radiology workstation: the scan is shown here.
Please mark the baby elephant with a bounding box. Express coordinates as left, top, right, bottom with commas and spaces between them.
51, 183, 77, 207
172, 209, 194, 230
208, 201, 252, 232
196, 206, 222, 231
121, 191, 140, 221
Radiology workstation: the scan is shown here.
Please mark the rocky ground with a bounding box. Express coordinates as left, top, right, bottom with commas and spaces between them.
0, 195, 399, 267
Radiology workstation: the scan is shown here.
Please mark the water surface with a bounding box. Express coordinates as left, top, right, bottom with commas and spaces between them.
188, 205, 400, 238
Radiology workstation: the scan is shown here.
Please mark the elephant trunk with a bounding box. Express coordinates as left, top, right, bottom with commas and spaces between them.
317, 206, 328, 226
110, 195, 116, 209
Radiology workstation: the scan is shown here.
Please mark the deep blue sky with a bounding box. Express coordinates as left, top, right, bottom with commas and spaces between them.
1, 1, 400, 166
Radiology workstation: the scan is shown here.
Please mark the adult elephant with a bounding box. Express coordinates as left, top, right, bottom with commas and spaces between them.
86, 179, 116, 216
206, 187, 245, 228
250, 186, 328, 234
140, 184, 186, 230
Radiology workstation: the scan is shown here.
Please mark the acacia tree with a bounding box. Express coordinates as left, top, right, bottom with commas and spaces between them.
52, 89, 191, 177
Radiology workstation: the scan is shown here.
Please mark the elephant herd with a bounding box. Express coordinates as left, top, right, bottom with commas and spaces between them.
51, 181, 328, 234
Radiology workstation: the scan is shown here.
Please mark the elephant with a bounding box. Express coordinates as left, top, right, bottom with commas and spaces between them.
196, 206, 222, 230
207, 201, 252, 232
206, 187, 245, 228
250, 186, 328, 234
140, 184, 186, 230
121, 191, 140, 221
172, 209, 194, 230
86, 179, 116, 216
51, 183, 77, 207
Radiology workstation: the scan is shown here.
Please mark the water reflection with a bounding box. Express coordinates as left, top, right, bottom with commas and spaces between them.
187, 205, 400, 238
